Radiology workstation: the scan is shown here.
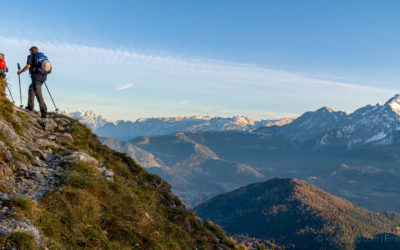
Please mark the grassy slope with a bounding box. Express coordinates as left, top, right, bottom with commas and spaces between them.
0, 79, 239, 249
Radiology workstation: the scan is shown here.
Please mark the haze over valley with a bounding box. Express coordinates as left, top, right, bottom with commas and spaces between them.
68, 94, 400, 213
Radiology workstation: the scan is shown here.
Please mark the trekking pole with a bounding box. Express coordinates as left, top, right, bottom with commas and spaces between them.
17, 63, 23, 108
44, 82, 59, 112
6, 84, 15, 103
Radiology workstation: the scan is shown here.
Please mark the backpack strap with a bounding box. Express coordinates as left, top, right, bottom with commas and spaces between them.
30, 53, 38, 73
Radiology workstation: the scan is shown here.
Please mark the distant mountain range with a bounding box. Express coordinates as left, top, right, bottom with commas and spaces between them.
195, 178, 400, 250
101, 94, 400, 213
68, 94, 400, 145
256, 94, 400, 148
63, 110, 293, 140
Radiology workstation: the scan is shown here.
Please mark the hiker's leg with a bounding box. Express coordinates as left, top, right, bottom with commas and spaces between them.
33, 75, 47, 113
27, 81, 35, 109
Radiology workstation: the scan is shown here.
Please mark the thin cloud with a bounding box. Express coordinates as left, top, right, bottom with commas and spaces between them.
1, 36, 397, 121
178, 100, 188, 105
115, 83, 135, 91
0, 35, 394, 95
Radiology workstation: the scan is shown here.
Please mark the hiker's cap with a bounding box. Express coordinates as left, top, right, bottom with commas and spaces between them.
0, 59, 5, 70
29, 46, 39, 53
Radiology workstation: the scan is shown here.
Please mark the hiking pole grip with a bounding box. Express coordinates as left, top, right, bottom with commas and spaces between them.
17, 63, 21, 71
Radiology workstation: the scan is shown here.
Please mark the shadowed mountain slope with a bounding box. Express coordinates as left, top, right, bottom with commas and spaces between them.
195, 178, 400, 250
129, 133, 264, 207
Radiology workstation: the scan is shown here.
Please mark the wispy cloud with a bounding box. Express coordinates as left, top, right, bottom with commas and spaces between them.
0, 35, 394, 95
0, 36, 397, 121
177, 100, 188, 105
115, 83, 135, 91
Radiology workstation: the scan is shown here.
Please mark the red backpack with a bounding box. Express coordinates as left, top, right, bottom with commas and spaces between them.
0, 53, 8, 78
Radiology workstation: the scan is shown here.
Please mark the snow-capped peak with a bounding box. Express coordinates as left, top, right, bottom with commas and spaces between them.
62, 110, 293, 139
62, 110, 110, 130
384, 94, 400, 116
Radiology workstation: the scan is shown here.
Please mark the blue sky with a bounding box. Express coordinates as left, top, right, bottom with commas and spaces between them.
2, 0, 400, 120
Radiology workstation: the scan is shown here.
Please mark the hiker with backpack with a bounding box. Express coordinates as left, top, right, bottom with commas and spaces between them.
17, 46, 52, 118
0, 53, 15, 103
0, 53, 8, 79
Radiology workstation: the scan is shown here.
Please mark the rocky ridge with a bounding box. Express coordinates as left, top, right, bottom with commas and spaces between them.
257, 94, 400, 148
0, 79, 238, 249
0, 109, 115, 247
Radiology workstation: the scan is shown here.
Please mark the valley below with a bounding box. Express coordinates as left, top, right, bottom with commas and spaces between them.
70, 94, 400, 249
101, 128, 400, 212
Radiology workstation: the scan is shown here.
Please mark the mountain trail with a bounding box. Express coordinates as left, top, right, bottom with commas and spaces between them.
0, 109, 113, 247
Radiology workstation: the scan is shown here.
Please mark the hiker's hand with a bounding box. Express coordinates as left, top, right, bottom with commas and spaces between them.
18, 65, 30, 75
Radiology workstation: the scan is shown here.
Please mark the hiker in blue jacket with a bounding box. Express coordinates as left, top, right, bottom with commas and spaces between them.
18, 46, 48, 118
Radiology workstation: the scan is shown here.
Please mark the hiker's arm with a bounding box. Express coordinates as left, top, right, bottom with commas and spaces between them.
17, 65, 30, 75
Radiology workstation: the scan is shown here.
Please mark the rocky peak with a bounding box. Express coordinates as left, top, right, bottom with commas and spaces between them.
316, 106, 334, 113
262, 106, 348, 141
62, 110, 110, 130
384, 94, 400, 105
384, 94, 400, 116
316, 95, 400, 148
257, 94, 400, 145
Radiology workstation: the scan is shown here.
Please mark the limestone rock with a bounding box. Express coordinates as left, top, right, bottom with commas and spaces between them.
0, 219, 42, 247
38, 119, 58, 132
0, 163, 13, 181
96, 166, 114, 182
56, 133, 73, 144
0, 121, 21, 147
0, 142, 13, 162
59, 152, 99, 166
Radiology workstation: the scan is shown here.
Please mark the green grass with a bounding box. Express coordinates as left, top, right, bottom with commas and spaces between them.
11, 120, 24, 136
4, 197, 34, 211
0, 79, 14, 121
4, 197, 35, 222
12, 116, 239, 249
15, 110, 29, 123
13, 111, 31, 135
30, 159, 232, 249
0, 232, 39, 250
10, 148, 34, 164
0, 79, 28, 137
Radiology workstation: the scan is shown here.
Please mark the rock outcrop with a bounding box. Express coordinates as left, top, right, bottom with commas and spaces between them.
0, 109, 116, 248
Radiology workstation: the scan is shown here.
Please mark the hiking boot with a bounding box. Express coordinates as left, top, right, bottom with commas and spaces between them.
25, 106, 33, 112
41, 112, 47, 119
